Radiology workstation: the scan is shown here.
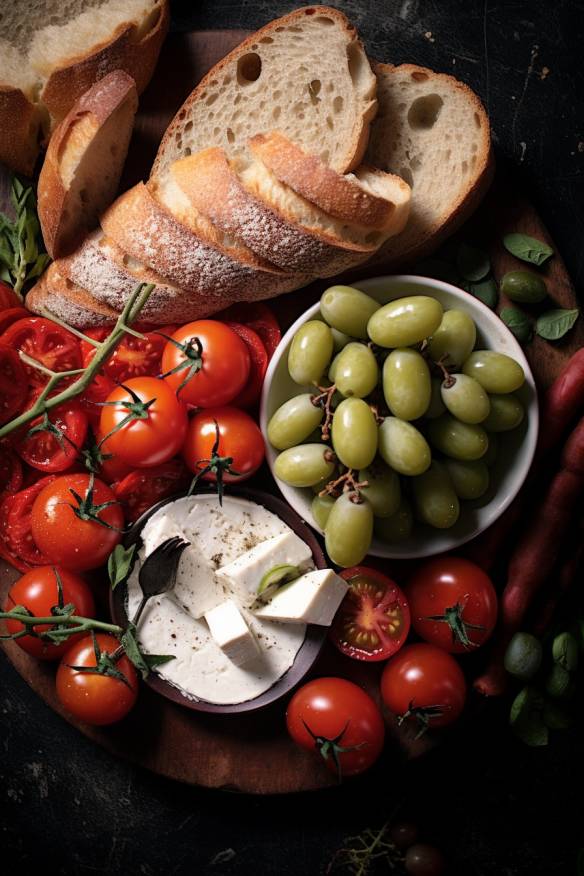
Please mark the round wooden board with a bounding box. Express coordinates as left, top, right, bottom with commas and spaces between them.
0, 30, 582, 794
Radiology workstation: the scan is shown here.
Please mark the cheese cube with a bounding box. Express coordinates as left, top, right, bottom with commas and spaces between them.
254, 569, 348, 625
204, 600, 260, 667
169, 545, 225, 619
216, 532, 313, 607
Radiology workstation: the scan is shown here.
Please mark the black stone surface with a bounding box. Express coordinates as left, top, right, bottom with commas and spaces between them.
1, 2, 583, 874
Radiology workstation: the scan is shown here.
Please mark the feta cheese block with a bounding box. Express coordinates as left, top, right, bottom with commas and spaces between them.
204, 599, 260, 667
254, 569, 349, 626
216, 531, 313, 607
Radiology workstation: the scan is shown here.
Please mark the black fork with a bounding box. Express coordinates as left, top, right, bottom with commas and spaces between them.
132, 536, 190, 627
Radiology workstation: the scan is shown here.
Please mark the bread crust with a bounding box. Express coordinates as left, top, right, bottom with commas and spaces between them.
38, 71, 138, 259
26, 263, 121, 327
0, 86, 45, 176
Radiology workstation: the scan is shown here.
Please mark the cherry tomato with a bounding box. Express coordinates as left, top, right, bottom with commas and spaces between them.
223, 322, 268, 408
56, 633, 138, 725
99, 377, 187, 468
95, 431, 135, 485
0, 476, 56, 570
381, 643, 466, 731
1, 317, 81, 387
113, 459, 190, 523
161, 320, 250, 407
4, 566, 95, 660
78, 373, 116, 429
182, 406, 264, 484
218, 302, 281, 359
286, 677, 385, 777
0, 307, 30, 335
31, 474, 124, 571
0, 282, 21, 310
80, 324, 176, 383
407, 557, 497, 653
404, 844, 446, 876
0, 342, 27, 424
18, 399, 88, 473
330, 566, 410, 662
0, 446, 23, 503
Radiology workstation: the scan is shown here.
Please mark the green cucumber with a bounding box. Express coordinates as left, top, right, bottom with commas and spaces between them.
257, 564, 300, 596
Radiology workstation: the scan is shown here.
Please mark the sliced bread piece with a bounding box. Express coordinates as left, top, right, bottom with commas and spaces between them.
38, 71, 138, 259
26, 263, 121, 327
151, 6, 376, 180
365, 63, 494, 268
249, 131, 410, 232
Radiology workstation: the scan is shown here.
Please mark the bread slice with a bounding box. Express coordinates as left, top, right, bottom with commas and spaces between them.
0, 0, 168, 175
151, 6, 377, 180
365, 63, 494, 268
249, 131, 410, 232
26, 263, 121, 327
38, 71, 138, 259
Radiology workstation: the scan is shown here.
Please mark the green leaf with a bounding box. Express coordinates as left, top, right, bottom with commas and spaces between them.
510, 686, 549, 746
456, 243, 491, 282
503, 233, 554, 266
469, 277, 498, 309
552, 632, 579, 671
535, 308, 579, 341
108, 543, 136, 590
144, 653, 175, 670
500, 306, 532, 344
120, 625, 150, 678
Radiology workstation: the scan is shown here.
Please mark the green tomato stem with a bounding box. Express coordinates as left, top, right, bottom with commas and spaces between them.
0, 609, 123, 637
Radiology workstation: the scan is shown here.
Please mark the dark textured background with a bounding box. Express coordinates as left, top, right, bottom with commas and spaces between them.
2, 1, 583, 873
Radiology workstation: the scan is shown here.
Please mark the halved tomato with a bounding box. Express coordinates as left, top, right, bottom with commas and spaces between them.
18, 399, 88, 473
330, 566, 410, 662
0, 342, 27, 424
80, 324, 177, 383
0, 476, 56, 570
0, 282, 21, 310
113, 459, 190, 523
218, 303, 281, 359
0, 447, 23, 503
1, 317, 81, 387
223, 322, 268, 408
0, 307, 30, 335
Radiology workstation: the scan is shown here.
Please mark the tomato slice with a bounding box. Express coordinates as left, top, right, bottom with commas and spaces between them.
80, 324, 177, 383
2, 317, 82, 387
0, 476, 56, 568
0, 307, 30, 335
113, 459, 190, 523
0, 342, 27, 424
223, 322, 268, 408
330, 566, 411, 662
0, 282, 21, 311
17, 399, 88, 472
0, 446, 23, 503
218, 303, 281, 359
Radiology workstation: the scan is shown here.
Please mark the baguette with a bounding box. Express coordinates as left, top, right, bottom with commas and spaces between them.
26, 263, 121, 327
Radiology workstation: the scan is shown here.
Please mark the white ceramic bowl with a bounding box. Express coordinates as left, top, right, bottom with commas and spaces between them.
260, 275, 539, 559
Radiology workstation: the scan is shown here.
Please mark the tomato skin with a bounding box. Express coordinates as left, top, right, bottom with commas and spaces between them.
31, 474, 123, 571
0, 307, 30, 335
380, 643, 466, 729
96, 432, 135, 485
182, 407, 265, 483
0, 446, 23, 503
0, 282, 21, 310
80, 324, 176, 383
1, 317, 81, 387
162, 321, 250, 407
99, 377, 187, 468
286, 677, 385, 776
113, 459, 190, 523
330, 566, 410, 662
0, 476, 56, 570
0, 342, 28, 424
4, 566, 95, 660
18, 399, 88, 473
223, 322, 268, 408
79, 373, 116, 429
218, 302, 281, 359
56, 633, 138, 725
407, 558, 498, 653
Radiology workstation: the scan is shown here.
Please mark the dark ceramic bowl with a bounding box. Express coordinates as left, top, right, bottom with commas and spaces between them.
109, 486, 328, 715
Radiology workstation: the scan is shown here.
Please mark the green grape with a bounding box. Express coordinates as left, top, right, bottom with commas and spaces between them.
378, 417, 431, 476
412, 461, 460, 529
483, 393, 525, 432
331, 327, 353, 352
288, 320, 333, 386
267, 394, 323, 450
425, 377, 446, 419
328, 352, 340, 383
382, 348, 431, 421
427, 414, 489, 460
334, 342, 379, 398
311, 468, 338, 494
482, 432, 499, 467
358, 461, 401, 518
331, 398, 378, 470
274, 444, 336, 487
320, 285, 380, 338
367, 295, 443, 348
440, 373, 490, 424
445, 459, 490, 499
324, 493, 373, 567
462, 350, 525, 394
311, 494, 336, 529
374, 497, 413, 543
427, 309, 476, 367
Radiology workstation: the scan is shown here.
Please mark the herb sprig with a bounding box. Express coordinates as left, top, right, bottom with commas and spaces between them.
0, 177, 50, 300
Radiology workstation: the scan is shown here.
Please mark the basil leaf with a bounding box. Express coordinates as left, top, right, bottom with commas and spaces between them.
144, 653, 175, 670
469, 277, 498, 309
535, 308, 579, 341
120, 625, 150, 678
500, 306, 532, 344
510, 686, 548, 746
456, 243, 491, 282
108, 543, 136, 590
503, 233, 554, 266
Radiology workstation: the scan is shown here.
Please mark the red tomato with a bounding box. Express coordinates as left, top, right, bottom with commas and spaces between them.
0, 342, 27, 424
0, 307, 30, 335
18, 399, 88, 473
113, 459, 190, 523
80, 324, 176, 383
218, 302, 281, 359
161, 320, 250, 407
30, 474, 124, 571
407, 557, 498, 653
78, 373, 116, 429
0, 282, 21, 310
380, 643, 466, 731
95, 432, 135, 485
4, 566, 95, 660
182, 407, 264, 484
0, 446, 23, 502
0, 476, 56, 570
2, 318, 81, 387
99, 377, 187, 468
330, 566, 410, 662
286, 677, 385, 777
56, 633, 138, 725
224, 322, 268, 408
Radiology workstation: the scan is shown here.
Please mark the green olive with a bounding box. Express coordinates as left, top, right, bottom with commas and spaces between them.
500, 270, 547, 304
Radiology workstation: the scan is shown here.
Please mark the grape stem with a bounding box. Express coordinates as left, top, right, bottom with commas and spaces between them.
311, 384, 337, 442
319, 469, 368, 499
